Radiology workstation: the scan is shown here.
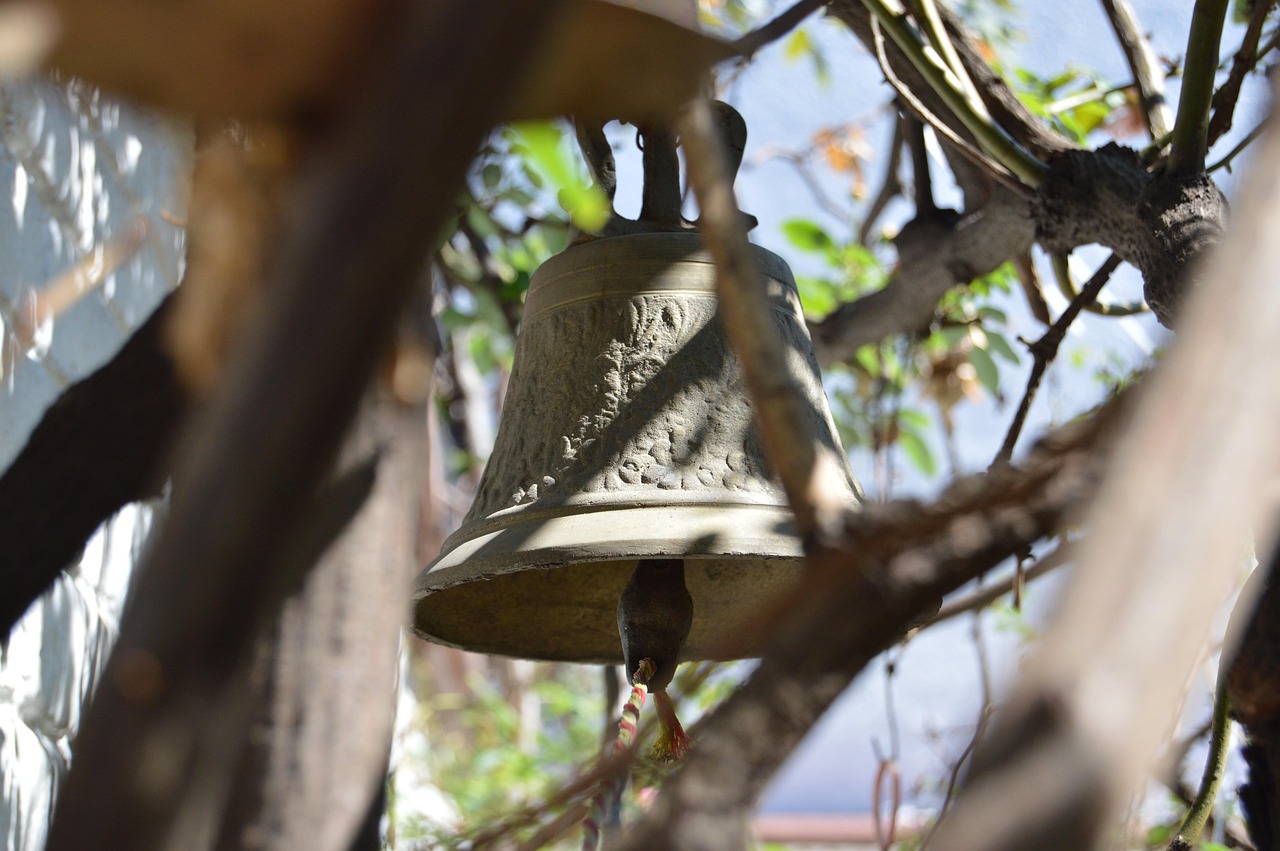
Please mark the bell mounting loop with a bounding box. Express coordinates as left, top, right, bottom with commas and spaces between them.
573, 100, 756, 242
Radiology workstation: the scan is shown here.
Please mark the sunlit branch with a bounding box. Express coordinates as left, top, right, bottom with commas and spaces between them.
1100, 0, 1174, 139
909, 0, 987, 119
1168, 673, 1233, 850
993, 253, 1123, 466
733, 0, 828, 58
866, 13, 1029, 196
859, 0, 1048, 187
1168, 0, 1230, 174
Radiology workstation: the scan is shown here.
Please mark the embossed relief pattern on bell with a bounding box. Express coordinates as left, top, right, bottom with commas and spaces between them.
467, 291, 790, 521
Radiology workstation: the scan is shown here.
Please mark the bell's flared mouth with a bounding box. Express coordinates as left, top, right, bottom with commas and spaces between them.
411, 501, 807, 663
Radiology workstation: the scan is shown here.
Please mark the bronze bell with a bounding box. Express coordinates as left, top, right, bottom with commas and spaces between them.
411, 229, 861, 664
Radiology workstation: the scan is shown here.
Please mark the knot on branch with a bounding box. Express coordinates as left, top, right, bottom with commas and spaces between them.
1032, 143, 1226, 328
1136, 171, 1226, 326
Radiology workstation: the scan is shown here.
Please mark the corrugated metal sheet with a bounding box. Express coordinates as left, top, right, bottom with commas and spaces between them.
0, 76, 188, 851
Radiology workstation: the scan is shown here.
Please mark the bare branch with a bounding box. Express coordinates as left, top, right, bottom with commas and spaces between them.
1100, 0, 1175, 139
733, 0, 827, 58
1207, 0, 1279, 147
994, 254, 1122, 465
680, 95, 851, 541
44, 2, 559, 849
858, 112, 907, 245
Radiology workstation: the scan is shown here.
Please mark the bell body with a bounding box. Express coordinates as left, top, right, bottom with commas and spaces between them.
411, 232, 859, 663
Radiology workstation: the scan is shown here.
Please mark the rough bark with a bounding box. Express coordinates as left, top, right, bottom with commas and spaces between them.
808, 1, 1227, 364
810, 194, 1034, 363
213, 393, 424, 851
1228, 553, 1280, 851
1033, 145, 1226, 327
0, 294, 183, 637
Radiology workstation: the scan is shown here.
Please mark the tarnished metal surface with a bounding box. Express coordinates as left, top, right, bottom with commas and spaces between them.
412, 232, 859, 662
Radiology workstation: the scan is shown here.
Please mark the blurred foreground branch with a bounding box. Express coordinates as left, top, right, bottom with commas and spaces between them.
931, 92, 1280, 851
45, 2, 557, 849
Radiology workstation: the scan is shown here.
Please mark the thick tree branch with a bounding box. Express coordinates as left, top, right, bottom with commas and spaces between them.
810, 187, 1034, 363
0, 294, 183, 636
1033, 143, 1224, 327
44, 2, 558, 849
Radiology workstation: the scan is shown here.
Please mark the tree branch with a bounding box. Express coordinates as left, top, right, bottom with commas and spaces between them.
931, 90, 1280, 851
994, 254, 1122, 465
732, 0, 827, 58
1101, 0, 1174, 139
44, 2, 559, 849
1207, 0, 1278, 147
0, 294, 183, 637
1168, 0, 1230, 175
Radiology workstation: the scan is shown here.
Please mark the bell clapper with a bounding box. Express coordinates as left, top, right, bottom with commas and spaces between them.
617, 558, 694, 761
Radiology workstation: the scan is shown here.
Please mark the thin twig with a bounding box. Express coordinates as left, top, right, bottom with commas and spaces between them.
1050, 252, 1147, 317
859, 112, 906, 245
908, 0, 986, 117
1207, 0, 1279, 146
1100, 0, 1174, 139
1169, 672, 1234, 850
993, 254, 1123, 465
1209, 120, 1267, 173
1168, 0, 1230, 174
733, 0, 827, 57
925, 542, 1072, 627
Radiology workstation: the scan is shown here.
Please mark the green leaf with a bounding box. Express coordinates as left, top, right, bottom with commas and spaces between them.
783, 28, 811, 62
511, 121, 609, 230
795, 274, 838, 319
985, 331, 1021, 364
781, 218, 836, 254
854, 343, 881, 377
969, 345, 1001, 396
481, 163, 502, 190
897, 408, 932, 429
898, 429, 937, 477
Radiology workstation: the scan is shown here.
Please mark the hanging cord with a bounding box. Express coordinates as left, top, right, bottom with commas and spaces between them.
583, 659, 655, 851
652, 690, 690, 762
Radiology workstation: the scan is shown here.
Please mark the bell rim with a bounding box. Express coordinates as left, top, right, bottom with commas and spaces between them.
413, 500, 811, 598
